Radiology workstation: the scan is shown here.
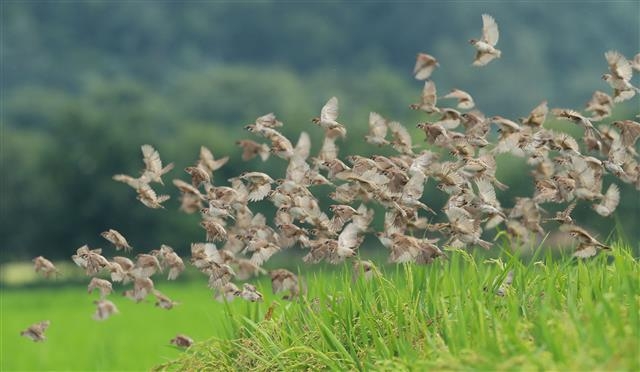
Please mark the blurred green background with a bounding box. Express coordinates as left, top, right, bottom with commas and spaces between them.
2, 1, 639, 264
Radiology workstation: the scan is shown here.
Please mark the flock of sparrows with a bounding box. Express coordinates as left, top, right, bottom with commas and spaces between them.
22, 14, 639, 348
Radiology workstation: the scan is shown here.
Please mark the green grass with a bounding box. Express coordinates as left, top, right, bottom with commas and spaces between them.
1, 280, 236, 371
1, 244, 638, 371
158, 243, 639, 371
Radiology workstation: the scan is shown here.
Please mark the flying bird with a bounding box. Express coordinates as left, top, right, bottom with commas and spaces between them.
270, 269, 304, 300
32, 256, 59, 279
592, 184, 620, 217
442, 89, 475, 110
410, 80, 439, 113
364, 112, 389, 146
602, 50, 638, 102
236, 139, 270, 162
88, 277, 113, 298
238, 283, 264, 302
352, 260, 379, 282
140, 144, 174, 185
93, 300, 119, 321
563, 225, 612, 258
197, 146, 229, 176
101, 229, 132, 252
413, 53, 439, 80
170, 334, 194, 348
20, 321, 50, 342
470, 14, 501, 66
312, 97, 345, 134
154, 290, 179, 310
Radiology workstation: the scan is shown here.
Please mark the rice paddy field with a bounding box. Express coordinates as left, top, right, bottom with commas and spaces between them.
2, 243, 639, 371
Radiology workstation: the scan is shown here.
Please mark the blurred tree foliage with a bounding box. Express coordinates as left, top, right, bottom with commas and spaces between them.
1, 2, 638, 260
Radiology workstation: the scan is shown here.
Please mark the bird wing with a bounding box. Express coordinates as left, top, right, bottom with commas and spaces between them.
527, 101, 549, 125
443, 89, 466, 100
141, 144, 162, 173
321, 97, 339, 122
294, 131, 311, 160
476, 177, 498, 205
173, 179, 202, 196
574, 244, 598, 258
286, 157, 310, 184
481, 14, 499, 46
368, 112, 388, 138
248, 183, 272, 202
388, 121, 413, 154
403, 172, 425, 201
113, 174, 143, 188
338, 222, 361, 250
256, 112, 280, 128
473, 51, 497, 66
199, 145, 214, 164
36, 320, 51, 332
422, 80, 437, 106
443, 89, 475, 109
602, 183, 620, 214
250, 244, 279, 266
619, 120, 640, 147
319, 135, 338, 162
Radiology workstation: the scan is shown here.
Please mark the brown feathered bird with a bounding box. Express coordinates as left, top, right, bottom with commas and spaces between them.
93, 300, 119, 321
352, 260, 379, 282
270, 269, 304, 300
32, 256, 59, 279
88, 277, 113, 298
153, 290, 179, 310
136, 184, 170, 209
442, 89, 475, 110
520, 101, 548, 128
312, 97, 345, 133
611, 120, 640, 148
20, 321, 50, 342
101, 229, 132, 252
602, 50, 638, 102
198, 146, 229, 175
562, 225, 612, 258
410, 80, 439, 113
364, 112, 389, 146
236, 139, 270, 161
469, 14, 501, 66
413, 53, 439, 80
170, 334, 194, 348
238, 283, 264, 302
140, 144, 174, 185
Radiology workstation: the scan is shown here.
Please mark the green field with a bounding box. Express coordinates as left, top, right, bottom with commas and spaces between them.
2, 279, 239, 371
2, 244, 639, 371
